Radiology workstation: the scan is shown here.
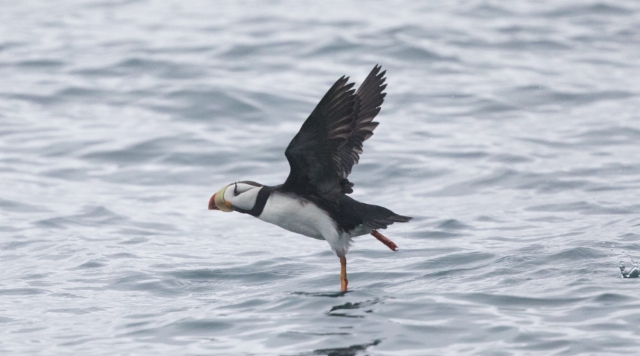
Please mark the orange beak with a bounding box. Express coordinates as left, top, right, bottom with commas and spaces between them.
208, 193, 219, 210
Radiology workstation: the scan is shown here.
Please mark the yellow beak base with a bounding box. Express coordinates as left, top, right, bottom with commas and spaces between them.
214, 185, 233, 212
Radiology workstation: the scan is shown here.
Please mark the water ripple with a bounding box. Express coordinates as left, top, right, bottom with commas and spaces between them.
2, 0, 640, 354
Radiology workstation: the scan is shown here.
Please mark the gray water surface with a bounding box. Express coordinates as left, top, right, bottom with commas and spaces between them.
2, 1, 640, 355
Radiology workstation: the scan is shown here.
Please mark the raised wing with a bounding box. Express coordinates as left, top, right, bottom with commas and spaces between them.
281, 65, 386, 200
281, 75, 356, 199
338, 65, 386, 192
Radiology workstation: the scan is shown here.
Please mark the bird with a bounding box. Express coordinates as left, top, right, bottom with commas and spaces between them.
208, 65, 411, 292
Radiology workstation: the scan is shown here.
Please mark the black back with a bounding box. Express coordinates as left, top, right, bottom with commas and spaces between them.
306, 194, 411, 234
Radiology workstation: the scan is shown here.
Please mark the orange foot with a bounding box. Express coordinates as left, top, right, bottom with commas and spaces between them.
371, 230, 398, 251
340, 256, 348, 292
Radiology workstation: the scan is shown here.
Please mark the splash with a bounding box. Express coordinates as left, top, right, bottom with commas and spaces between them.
619, 257, 639, 278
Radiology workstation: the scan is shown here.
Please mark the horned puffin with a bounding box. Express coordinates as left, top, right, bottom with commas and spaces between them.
208, 65, 411, 291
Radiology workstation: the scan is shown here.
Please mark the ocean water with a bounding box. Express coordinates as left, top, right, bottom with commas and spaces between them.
2, 1, 640, 354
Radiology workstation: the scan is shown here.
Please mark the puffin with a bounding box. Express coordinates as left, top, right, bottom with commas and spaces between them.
208, 65, 411, 291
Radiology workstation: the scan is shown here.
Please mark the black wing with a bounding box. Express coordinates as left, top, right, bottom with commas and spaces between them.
340, 65, 387, 179
338, 65, 386, 193
281, 75, 356, 199
281, 65, 386, 200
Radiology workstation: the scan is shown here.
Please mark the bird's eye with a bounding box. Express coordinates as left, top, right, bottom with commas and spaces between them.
233, 182, 240, 196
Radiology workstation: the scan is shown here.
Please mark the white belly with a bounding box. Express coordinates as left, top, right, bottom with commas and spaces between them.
257, 191, 361, 257
258, 192, 334, 240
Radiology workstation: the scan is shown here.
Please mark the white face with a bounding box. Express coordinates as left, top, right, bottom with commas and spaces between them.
221, 182, 263, 211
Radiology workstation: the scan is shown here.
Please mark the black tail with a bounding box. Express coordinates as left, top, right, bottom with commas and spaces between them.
364, 212, 412, 230
338, 195, 412, 232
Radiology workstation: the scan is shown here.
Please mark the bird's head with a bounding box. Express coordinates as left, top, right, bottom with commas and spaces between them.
208, 181, 264, 212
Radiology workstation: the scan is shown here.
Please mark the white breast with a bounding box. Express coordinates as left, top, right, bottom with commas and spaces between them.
258, 192, 333, 239
258, 192, 351, 257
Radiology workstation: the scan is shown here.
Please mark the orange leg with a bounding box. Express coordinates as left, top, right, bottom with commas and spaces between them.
371, 230, 398, 251
340, 256, 348, 292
